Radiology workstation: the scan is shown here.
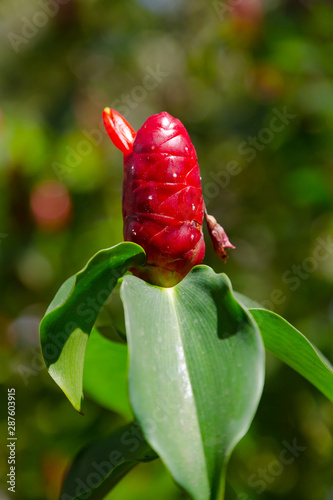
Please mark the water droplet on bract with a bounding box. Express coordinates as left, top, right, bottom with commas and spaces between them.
192, 204, 195, 211
191, 234, 194, 241
173, 173, 177, 178
185, 146, 189, 153
148, 195, 153, 200
132, 230, 137, 236
151, 145, 155, 150
161, 116, 169, 127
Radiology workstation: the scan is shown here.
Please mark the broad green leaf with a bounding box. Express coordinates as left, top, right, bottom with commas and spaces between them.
250, 308, 333, 402
60, 422, 157, 500
40, 243, 145, 412
83, 328, 131, 419
121, 266, 265, 500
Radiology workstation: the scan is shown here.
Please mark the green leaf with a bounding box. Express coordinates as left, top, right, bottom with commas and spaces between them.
60, 422, 157, 500
121, 266, 265, 500
234, 292, 262, 309
250, 308, 333, 402
39, 243, 145, 412
83, 328, 132, 419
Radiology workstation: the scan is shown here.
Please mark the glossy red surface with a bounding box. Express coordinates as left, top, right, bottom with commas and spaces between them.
104, 109, 205, 287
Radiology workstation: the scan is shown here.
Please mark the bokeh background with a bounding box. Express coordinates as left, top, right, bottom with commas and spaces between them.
1, 0, 333, 498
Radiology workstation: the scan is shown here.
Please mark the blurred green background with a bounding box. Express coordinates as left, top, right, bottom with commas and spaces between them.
1, 0, 333, 498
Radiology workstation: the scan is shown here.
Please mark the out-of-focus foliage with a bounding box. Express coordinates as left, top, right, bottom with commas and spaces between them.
0, 0, 333, 499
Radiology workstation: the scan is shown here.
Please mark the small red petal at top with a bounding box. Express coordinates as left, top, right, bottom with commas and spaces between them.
103, 108, 136, 155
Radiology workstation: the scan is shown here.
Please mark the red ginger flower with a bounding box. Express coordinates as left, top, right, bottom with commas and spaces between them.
103, 108, 234, 287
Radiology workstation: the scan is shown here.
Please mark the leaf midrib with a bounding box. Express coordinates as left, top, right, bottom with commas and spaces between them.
165, 286, 210, 495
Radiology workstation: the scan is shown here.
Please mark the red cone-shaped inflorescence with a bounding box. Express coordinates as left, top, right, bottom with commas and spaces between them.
103, 108, 234, 287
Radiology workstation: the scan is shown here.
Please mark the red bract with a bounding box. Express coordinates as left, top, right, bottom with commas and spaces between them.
103, 108, 234, 287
